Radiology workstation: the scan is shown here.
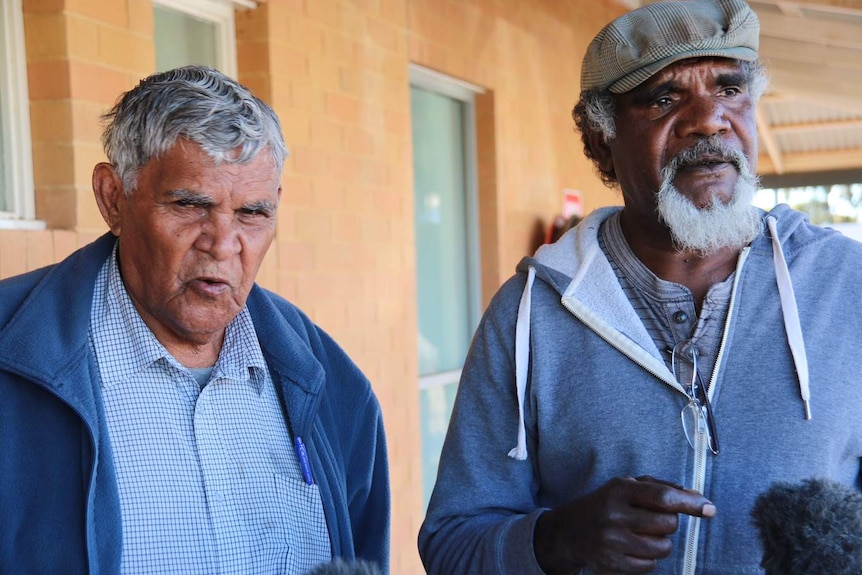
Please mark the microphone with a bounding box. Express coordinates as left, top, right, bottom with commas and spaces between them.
751, 477, 862, 575
305, 558, 382, 575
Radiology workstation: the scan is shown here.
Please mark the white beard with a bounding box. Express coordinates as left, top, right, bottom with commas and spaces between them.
657, 142, 763, 256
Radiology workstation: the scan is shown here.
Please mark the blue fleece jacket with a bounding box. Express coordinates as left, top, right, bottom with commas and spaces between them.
419, 205, 862, 575
0, 233, 390, 574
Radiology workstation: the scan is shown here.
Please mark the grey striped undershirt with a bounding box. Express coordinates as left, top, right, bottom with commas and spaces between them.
597, 211, 734, 383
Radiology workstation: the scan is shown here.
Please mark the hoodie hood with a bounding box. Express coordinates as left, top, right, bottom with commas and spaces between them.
507, 204, 813, 460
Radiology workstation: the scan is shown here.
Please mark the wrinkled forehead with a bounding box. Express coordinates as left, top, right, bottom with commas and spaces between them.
622, 57, 748, 97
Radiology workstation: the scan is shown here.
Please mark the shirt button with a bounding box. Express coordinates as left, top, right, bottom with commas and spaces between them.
672, 311, 688, 324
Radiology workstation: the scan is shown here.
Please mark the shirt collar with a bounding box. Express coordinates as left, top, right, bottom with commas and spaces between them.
92, 245, 267, 394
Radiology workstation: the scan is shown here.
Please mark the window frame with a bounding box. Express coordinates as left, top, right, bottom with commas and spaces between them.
0, 0, 39, 228
409, 63, 485, 349
152, 0, 253, 78
409, 64, 485, 505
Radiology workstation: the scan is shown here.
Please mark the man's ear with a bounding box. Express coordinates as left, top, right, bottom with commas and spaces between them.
92, 163, 126, 236
586, 130, 615, 178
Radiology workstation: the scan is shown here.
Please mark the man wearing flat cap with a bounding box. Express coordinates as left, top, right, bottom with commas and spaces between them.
419, 1, 862, 574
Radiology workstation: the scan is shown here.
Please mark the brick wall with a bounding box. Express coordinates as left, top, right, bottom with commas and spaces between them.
5, 1, 626, 573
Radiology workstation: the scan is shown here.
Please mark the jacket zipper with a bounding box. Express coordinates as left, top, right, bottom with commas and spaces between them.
681, 246, 749, 575
561, 246, 751, 575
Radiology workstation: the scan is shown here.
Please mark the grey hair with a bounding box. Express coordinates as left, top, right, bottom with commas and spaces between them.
101, 65, 288, 194
572, 58, 769, 187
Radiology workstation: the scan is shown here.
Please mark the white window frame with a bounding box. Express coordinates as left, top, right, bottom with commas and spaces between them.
152, 0, 255, 78
0, 0, 40, 229
410, 64, 485, 386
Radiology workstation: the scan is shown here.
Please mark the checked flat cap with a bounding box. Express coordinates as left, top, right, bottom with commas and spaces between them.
581, 0, 760, 94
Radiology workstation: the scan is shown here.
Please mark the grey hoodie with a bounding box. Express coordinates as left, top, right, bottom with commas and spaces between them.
419, 204, 862, 575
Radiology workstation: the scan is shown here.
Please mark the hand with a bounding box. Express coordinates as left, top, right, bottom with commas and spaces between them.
533, 475, 716, 575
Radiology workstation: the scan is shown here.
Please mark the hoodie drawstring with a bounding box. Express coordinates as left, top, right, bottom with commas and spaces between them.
766, 216, 812, 420
508, 266, 535, 460
507, 217, 811, 460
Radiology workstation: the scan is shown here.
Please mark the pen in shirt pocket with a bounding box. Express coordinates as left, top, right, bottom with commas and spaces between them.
294, 436, 315, 485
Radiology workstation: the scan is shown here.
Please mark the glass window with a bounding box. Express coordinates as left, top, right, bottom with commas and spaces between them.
410, 66, 483, 507
0, 0, 36, 223
152, 0, 238, 77
154, 5, 218, 71
0, 96, 6, 213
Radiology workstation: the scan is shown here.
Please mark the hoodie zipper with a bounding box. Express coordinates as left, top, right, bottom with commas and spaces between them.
681, 246, 749, 575
561, 246, 751, 575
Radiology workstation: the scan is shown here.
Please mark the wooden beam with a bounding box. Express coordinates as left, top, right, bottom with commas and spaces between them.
759, 36, 862, 72
771, 118, 862, 134
753, 0, 862, 19
765, 64, 862, 114
755, 10, 862, 49
759, 147, 862, 174
756, 103, 785, 173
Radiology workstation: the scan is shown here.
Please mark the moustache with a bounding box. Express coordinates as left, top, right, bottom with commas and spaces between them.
665, 136, 748, 175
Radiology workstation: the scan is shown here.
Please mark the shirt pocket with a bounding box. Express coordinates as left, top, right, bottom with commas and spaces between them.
256, 472, 332, 574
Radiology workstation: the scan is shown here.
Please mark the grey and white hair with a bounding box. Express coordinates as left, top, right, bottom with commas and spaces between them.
572, 59, 769, 186
100, 65, 288, 195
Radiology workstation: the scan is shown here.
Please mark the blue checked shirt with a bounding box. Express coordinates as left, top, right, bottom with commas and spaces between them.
89, 247, 331, 574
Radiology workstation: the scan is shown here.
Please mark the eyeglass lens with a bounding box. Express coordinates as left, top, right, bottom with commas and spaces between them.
672, 341, 719, 455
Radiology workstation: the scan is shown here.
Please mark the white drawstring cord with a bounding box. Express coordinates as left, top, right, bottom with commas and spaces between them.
509, 266, 536, 460
767, 216, 812, 420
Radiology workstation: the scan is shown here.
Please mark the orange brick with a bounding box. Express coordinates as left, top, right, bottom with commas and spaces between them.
31, 142, 75, 187
310, 178, 346, 210
34, 184, 77, 229
52, 229, 78, 260
27, 60, 72, 100
126, 0, 154, 36
235, 4, 269, 39
0, 230, 28, 279
278, 240, 315, 272
344, 125, 377, 157
285, 16, 325, 53
29, 100, 73, 142
22, 0, 65, 14
96, 25, 150, 71
289, 146, 328, 177
280, 115, 312, 147
366, 17, 400, 52
68, 60, 131, 106
25, 229, 54, 270
276, 271, 300, 302
337, 2, 364, 33
23, 12, 68, 61
331, 211, 363, 244
359, 151, 389, 185
281, 175, 315, 207
321, 30, 354, 64
325, 93, 360, 125
75, 230, 102, 248
305, 0, 340, 27
65, 0, 128, 28
294, 208, 333, 242
309, 119, 344, 151
382, 0, 408, 24
327, 152, 359, 181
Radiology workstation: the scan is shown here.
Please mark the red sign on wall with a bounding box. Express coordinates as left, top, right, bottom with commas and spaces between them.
562, 188, 583, 219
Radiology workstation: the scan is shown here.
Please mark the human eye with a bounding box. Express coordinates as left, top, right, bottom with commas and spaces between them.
718, 86, 742, 98
170, 191, 210, 209
653, 95, 674, 107
238, 202, 275, 221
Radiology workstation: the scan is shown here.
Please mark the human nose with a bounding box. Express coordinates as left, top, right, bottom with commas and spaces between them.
676, 96, 731, 139
195, 211, 240, 260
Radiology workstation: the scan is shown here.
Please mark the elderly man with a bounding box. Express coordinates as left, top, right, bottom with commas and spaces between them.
419, 1, 862, 574
0, 66, 389, 574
